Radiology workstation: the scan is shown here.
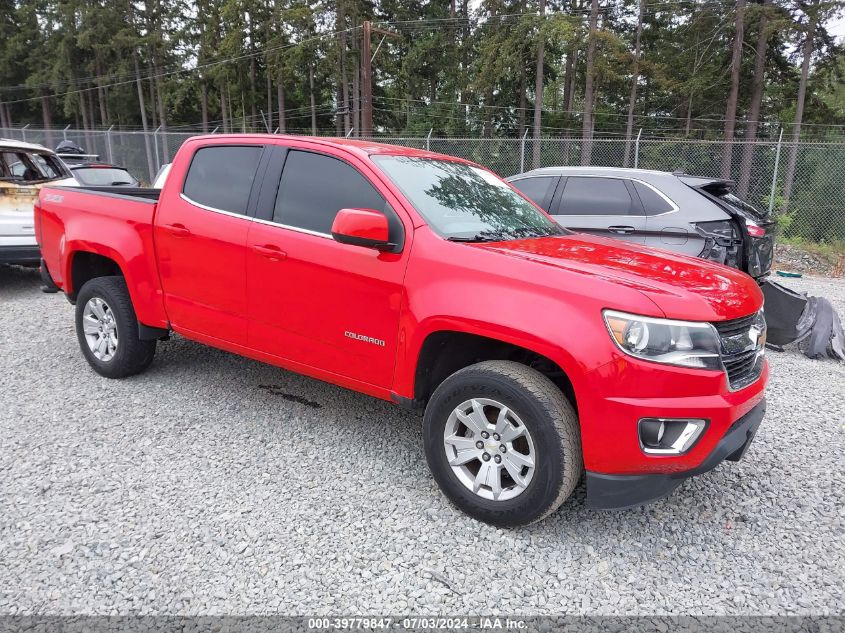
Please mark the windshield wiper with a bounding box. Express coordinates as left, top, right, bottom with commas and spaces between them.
445, 231, 506, 243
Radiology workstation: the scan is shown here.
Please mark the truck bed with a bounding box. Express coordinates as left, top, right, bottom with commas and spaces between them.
37, 183, 168, 329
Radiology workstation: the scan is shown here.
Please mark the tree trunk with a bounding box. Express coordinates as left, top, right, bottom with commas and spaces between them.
154, 68, 169, 161
685, 94, 693, 135
309, 62, 317, 135
40, 95, 52, 128
531, 0, 546, 168
227, 86, 234, 132
518, 72, 527, 135
41, 95, 53, 148
352, 19, 360, 136
737, 0, 771, 197
336, 0, 346, 135
78, 89, 90, 131
0, 100, 8, 129
623, 0, 645, 167
98, 85, 108, 126
200, 80, 209, 132
249, 57, 257, 125
581, 0, 599, 165
148, 73, 158, 129
266, 74, 273, 132
134, 52, 156, 182
562, 50, 575, 113
782, 4, 817, 210
220, 82, 230, 133
277, 79, 286, 133
482, 86, 493, 139
721, 0, 746, 179
96, 58, 108, 126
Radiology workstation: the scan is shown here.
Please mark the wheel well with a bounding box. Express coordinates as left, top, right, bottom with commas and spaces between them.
414, 331, 576, 410
70, 252, 123, 299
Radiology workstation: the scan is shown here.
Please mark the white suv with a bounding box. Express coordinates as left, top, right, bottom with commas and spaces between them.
0, 139, 76, 265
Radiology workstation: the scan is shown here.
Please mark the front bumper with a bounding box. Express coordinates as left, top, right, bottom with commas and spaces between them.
0, 245, 41, 265
586, 398, 766, 509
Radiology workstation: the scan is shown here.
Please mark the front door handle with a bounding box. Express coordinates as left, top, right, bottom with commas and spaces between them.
162, 223, 191, 238
253, 244, 287, 261
608, 225, 636, 235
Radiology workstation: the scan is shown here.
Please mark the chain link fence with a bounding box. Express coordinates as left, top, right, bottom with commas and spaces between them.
3, 126, 844, 245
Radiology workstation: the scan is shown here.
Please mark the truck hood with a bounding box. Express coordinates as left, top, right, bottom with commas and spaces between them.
474, 234, 763, 321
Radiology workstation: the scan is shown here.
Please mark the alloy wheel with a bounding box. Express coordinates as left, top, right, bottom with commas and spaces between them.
443, 398, 536, 501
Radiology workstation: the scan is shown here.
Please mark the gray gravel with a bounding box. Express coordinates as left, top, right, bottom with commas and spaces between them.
1, 265, 843, 616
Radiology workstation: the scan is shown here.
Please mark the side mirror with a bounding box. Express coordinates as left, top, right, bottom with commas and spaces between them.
331, 208, 395, 251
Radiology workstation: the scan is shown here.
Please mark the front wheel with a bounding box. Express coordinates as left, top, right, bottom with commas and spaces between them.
423, 361, 582, 527
75, 276, 156, 378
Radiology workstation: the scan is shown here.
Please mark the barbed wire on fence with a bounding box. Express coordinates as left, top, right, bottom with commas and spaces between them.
2, 125, 843, 244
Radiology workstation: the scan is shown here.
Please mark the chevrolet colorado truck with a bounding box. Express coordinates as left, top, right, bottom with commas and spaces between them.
36, 135, 768, 526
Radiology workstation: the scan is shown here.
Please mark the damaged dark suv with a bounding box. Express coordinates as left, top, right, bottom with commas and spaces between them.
508, 167, 775, 279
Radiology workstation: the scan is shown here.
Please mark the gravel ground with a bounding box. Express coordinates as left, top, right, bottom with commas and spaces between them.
1, 265, 843, 616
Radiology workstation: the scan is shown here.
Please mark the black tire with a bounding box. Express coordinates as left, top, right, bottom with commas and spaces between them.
424, 360, 582, 527
75, 276, 156, 378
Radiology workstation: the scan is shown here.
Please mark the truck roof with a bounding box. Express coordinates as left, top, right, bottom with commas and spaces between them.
187, 134, 474, 164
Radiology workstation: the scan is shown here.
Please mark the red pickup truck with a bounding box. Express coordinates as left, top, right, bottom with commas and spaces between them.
36, 135, 768, 526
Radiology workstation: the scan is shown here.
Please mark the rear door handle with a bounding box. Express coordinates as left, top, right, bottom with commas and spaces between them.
608, 225, 635, 235
253, 244, 287, 261
162, 223, 191, 238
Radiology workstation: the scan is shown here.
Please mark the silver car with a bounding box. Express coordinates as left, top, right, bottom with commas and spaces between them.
508, 167, 774, 279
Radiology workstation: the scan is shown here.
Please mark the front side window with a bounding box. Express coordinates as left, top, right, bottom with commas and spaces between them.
557, 177, 636, 216
373, 156, 564, 241
183, 145, 263, 215
273, 150, 386, 235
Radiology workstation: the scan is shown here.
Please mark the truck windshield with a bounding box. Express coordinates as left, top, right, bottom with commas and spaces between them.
373, 156, 565, 241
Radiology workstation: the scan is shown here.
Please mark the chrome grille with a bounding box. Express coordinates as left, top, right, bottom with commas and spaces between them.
713, 313, 766, 390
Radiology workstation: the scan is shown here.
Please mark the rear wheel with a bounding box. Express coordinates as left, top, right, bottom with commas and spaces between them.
423, 360, 582, 527
75, 276, 156, 378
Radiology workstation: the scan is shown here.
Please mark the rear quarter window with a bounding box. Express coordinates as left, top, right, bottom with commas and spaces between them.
633, 181, 674, 215
182, 145, 263, 215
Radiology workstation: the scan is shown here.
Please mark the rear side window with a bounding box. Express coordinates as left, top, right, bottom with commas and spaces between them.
183, 146, 263, 215
273, 150, 385, 234
634, 181, 674, 215
511, 176, 557, 210
0, 151, 67, 182
556, 177, 636, 216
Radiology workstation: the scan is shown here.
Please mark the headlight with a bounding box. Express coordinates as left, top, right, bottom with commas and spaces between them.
603, 310, 722, 370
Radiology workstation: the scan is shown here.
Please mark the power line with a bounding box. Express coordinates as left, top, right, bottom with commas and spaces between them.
0, 26, 362, 104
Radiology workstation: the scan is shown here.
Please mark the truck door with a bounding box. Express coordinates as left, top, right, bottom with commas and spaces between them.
246, 146, 408, 389
154, 143, 266, 345
550, 176, 647, 244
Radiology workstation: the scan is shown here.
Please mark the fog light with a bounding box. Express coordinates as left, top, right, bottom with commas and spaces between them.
638, 418, 707, 455
639, 419, 665, 447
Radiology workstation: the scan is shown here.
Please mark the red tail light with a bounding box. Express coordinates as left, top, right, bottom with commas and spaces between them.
746, 222, 766, 238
